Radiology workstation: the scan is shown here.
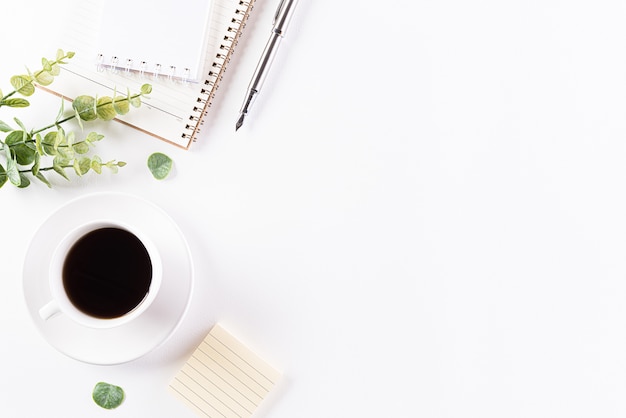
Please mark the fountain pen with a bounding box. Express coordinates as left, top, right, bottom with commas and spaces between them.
235, 0, 299, 131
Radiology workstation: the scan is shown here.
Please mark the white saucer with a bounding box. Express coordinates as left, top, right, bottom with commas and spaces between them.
23, 192, 193, 365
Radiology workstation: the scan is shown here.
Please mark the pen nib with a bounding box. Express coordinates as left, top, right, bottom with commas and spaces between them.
235, 114, 245, 131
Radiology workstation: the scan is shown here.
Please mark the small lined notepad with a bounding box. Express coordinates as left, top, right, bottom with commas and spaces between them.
169, 324, 281, 418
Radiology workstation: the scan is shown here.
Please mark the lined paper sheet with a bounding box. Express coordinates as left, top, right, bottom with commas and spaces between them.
169, 324, 282, 418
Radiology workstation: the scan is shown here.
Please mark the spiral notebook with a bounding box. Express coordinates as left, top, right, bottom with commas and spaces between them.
42, 0, 256, 149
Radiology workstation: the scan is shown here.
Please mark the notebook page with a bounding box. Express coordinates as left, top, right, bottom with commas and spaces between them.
44, 0, 239, 148
169, 324, 282, 418
96, 0, 213, 81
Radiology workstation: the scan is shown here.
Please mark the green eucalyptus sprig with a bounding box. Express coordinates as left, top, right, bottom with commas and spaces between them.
0, 49, 152, 189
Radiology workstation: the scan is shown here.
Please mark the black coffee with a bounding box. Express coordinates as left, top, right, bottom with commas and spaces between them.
62, 227, 152, 319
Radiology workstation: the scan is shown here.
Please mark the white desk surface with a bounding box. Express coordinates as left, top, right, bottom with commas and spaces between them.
2, 1, 626, 416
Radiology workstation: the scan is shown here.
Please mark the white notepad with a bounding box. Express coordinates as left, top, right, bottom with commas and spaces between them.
96, 0, 213, 81
169, 324, 282, 418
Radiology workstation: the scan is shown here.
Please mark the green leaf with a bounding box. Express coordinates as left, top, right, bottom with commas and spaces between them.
42, 132, 57, 155
112, 96, 130, 115
10, 75, 35, 96
53, 127, 65, 151
2, 98, 30, 108
92, 382, 125, 410
91, 156, 102, 174
55, 99, 65, 122
49, 63, 61, 76
104, 159, 120, 174
72, 95, 97, 121
41, 57, 52, 72
6, 157, 21, 186
13, 117, 27, 133
85, 132, 104, 143
34, 133, 44, 155
53, 156, 70, 180
0, 121, 12, 132
35, 70, 54, 86
17, 173, 30, 188
140, 83, 152, 95
96, 96, 116, 120
12, 143, 36, 165
73, 157, 91, 176
72, 141, 90, 154
6, 131, 35, 165
147, 152, 173, 180
32, 153, 40, 176
0, 165, 6, 188
35, 171, 51, 188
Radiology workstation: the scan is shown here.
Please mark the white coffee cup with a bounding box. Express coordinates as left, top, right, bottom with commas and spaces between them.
38, 220, 162, 329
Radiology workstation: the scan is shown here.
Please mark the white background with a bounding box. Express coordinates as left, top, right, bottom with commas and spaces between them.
1, 0, 626, 417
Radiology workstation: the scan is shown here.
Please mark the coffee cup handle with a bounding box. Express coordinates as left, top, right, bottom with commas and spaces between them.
39, 300, 61, 321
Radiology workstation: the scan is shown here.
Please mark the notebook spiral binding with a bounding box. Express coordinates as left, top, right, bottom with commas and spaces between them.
96, 54, 192, 81
184, 0, 257, 142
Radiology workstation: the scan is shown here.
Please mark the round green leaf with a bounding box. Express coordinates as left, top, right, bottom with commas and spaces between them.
73, 157, 91, 176
147, 152, 173, 180
5, 131, 35, 165
72, 95, 97, 121
140, 83, 152, 95
112, 95, 130, 115
35, 71, 54, 86
96, 96, 116, 120
10, 75, 35, 96
92, 382, 125, 410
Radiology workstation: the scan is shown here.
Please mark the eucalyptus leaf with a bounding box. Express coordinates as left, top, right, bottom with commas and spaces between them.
96, 96, 116, 120
6, 157, 21, 186
92, 382, 125, 410
72, 141, 90, 154
10, 75, 35, 96
42, 132, 57, 155
17, 173, 30, 188
49, 63, 61, 76
0, 120, 12, 132
34, 171, 51, 188
2, 98, 30, 108
140, 83, 152, 95
36, 71, 54, 86
13, 117, 27, 133
34, 134, 44, 155
91, 156, 102, 174
32, 152, 40, 176
112, 96, 130, 115
41, 57, 52, 72
86, 132, 104, 143
52, 156, 70, 180
147, 152, 173, 180
0, 165, 6, 188
73, 157, 91, 176
5, 131, 35, 165
72, 95, 97, 121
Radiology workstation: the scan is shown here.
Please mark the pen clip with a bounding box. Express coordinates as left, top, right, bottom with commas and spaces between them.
273, 0, 287, 24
